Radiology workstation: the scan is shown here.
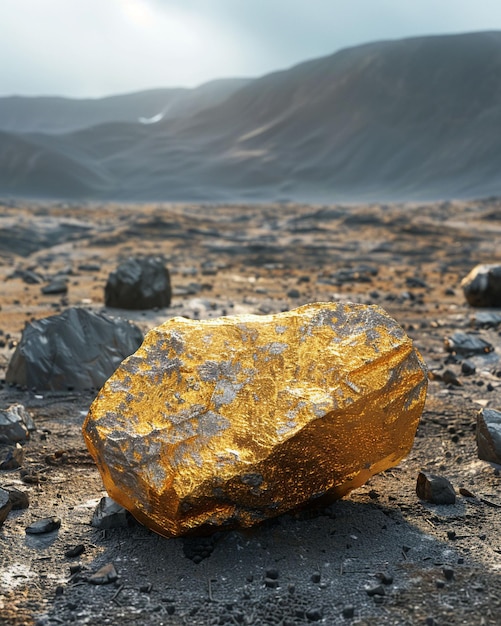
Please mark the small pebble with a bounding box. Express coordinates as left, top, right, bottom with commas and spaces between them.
88, 563, 118, 585
443, 567, 454, 581
306, 607, 323, 621
311, 572, 321, 583
265, 567, 279, 580
342, 605, 355, 619
366, 584, 385, 597
65, 544, 85, 558
26, 517, 61, 535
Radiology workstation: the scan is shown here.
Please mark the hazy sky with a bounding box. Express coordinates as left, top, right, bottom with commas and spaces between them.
2, 0, 501, 98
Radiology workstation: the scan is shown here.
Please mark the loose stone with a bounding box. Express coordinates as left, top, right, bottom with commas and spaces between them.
477, 408, 501, 464
26, 516, 61, 534
416, 472, 456, 505
88, 563, 118, 585
0, 488, 13, 525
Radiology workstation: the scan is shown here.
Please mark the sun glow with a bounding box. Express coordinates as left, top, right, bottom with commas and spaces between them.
121, 0, 155, 27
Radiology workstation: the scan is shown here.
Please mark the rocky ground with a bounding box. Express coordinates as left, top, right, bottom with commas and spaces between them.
0, 198, 500, 626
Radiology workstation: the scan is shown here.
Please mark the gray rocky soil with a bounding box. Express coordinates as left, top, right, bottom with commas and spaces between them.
0, 198, 500, 625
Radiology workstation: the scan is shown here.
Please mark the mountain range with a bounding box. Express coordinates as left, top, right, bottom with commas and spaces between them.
2, 31, 501, 203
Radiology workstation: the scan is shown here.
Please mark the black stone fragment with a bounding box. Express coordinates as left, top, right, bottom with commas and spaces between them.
306, 607, 323, 621
461, 360, 476, 375
342, 605, 355, 619
26, 516, 61, 534
88, 563, 118, 585
0, 443, 25, 470
366, 584, 385, 597
416, 472, 456, 505
91, 496, 130, 529
443, 567, 454, 581
477, 408, 501, 464
0, 488, 12, 525
444, 332, 494, 356
105, 256, 171, 310
41, 279, 68, 295
6, 308, 143, 391
8, 488, 29, 509
65, 544, 85, 558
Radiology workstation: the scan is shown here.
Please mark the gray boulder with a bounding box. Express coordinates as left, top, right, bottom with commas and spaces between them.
477, 408, 501, 464
105, 257, 171, 310
6, 308, 143, 391
0, 404, 35, 444
461, 264, 501, 307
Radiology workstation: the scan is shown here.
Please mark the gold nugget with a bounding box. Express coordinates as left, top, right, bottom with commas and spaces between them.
83, 302, 427, 537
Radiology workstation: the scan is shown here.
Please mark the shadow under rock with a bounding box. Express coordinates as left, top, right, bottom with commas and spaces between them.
41, 498, 477, 625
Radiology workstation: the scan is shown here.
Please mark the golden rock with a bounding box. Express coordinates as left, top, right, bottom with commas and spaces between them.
83, 302, 427, 537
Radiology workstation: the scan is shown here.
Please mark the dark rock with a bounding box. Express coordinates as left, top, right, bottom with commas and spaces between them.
376, 572, 394, 585
7, 488, 29, 509
0, 404, 35, 444
65, 544, 85, 558
88, 563, 118, 585
306, 608, 323, 621
0, 488, 13, 525
416, 472, 456, 505
473, 311, 501, 329
265, 568, 279, 580
461, 360, 476, 376
265, 578, 279, 588
8, 269, 45, 284
477, 408, 501, 464
0, 443, 25, 470
91, 496, 129, 529
442, 369, 461, 386
310, 572, 321, 583
366, 584, 385, 597
406, 276, 428, 288
26, 516, 61, 534
444, 332, 494, 356
41, 279, 68, 295
342, 605, 355, 619
105, 257, 171, 310
6, 308, 143, 391
443, 567, 454, 581
287, 288, 301, 299
78, 263, 101, 272
461, 264, 501, 307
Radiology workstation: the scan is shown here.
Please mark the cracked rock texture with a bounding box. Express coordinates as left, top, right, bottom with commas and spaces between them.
83, 302, 428, 537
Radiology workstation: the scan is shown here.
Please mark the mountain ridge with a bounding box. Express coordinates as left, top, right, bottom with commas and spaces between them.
2, 31, 501, 202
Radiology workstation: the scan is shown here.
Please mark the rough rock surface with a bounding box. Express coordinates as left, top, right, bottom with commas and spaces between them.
461, 264, 501, 307
84, 302, 428, 538
477, 408, 501, 464
105, 256, 172, 310
0, 404, 35, 443
416, 471, 456, 505
6, 308, 143, 391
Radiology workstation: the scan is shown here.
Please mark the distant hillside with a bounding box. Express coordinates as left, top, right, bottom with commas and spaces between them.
2, 32, 501, 202
0, 78, 251, 134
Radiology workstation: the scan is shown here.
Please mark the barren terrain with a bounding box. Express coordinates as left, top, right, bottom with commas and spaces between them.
0, 198, 500, 625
